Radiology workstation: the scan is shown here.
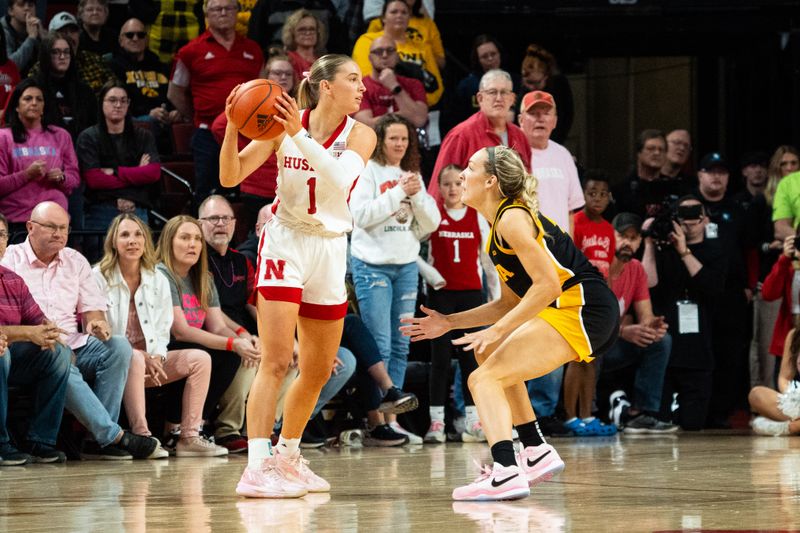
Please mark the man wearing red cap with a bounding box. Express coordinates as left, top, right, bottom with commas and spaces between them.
427, 69, 530, 200
518, 90, 583, 236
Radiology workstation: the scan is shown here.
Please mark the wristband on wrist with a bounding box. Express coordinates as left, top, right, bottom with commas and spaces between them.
235, 326, 247, 336
226, 337, 234, 351
680, 248, 692, 257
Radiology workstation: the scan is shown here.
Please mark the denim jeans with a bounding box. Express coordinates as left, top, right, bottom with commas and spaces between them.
67, 335, 133, 446
0, 343, 71, 446
191, 127, 221, 202
350, 257, 418, 389
310, 347, 356, 419
526, 365, 565, 417
340, 314, 384, 411
600, 333, 672, 414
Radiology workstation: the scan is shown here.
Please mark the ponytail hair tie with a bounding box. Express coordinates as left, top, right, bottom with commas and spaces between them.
302, 70, 311, 80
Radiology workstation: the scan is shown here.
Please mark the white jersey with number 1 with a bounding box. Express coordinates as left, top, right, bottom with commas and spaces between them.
273, 108, 358, 235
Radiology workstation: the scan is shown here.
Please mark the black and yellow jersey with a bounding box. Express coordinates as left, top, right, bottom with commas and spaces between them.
487, 197, 604, 303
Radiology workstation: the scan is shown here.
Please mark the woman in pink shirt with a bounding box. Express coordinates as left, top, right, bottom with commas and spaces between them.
0, 78, 79, 234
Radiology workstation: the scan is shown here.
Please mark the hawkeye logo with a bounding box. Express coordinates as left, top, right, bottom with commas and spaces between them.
256, 114, 273, 131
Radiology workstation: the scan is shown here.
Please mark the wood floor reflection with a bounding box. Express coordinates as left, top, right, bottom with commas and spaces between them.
1, 432, 798, 532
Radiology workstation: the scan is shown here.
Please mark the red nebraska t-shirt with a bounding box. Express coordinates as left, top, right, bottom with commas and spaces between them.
573, 210, 615, 279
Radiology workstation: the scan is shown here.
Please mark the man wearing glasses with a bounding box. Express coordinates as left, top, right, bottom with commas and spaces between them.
427, 69, 530, 201
167, 0, 263, 203
2, 201, 157, 459
354, 35, 428, 129
109, 18, 179, 127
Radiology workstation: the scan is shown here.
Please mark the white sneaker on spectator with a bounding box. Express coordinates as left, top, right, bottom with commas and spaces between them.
176, 436, 229, 457
389, 422, 422, 444
751, 416, 790, 436
424, 420, 446, 443
462, 421, 487, 443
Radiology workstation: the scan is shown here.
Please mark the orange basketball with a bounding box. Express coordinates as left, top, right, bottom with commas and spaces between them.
228, 79, 285, 141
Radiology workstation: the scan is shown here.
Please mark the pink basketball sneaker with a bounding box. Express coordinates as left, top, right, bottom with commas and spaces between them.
277, 450, 331, 493
452, 462, 530, 501
236, 457, 308, 499
517, 443, 565, 486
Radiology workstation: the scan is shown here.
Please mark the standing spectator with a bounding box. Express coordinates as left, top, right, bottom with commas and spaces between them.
78, 0, 117, 57
694, 152, 750, 427
108, 18, 179, 126
662, 129, 693, 180
427, 69, 530, 199
210, 54, 294, 233
0, 78, 79, 232
352, 0, 443, 107
643, 196, 726, 430
76, 80, 161, 230
353, 34, 427, 129
735, 151, 769, 209
423, 164, 500, 443
247, 0, 347, 58
0, 26, 20, 124
612, 129, 687, 220
562, 172, 617, 436
518, 90, 583, 235
155, 215, 258, 440
366, 0, 445, 70
2, 201, 157, 459
198, 195, 258, 453
168, 0, 263, 201
44, 11, 117, 94
0, 213, 71, 463
93, 214, 221, 457
282, 9, 326, 84
1, 0, 42, 76
520, 44, 573, 144
772, 149, 800, 241
601, 213, 675, 433
147, 0, 202, 67
349, 113, 440, 443
34, 35, 97, 141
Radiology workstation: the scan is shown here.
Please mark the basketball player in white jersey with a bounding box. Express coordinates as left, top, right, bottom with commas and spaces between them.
220, 54, 377, 498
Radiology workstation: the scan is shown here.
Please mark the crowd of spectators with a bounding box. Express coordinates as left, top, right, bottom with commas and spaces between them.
1, 0, 800, 467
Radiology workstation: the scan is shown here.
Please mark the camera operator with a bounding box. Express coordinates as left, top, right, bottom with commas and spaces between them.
642, 195, 726, 430
693, 153, 750, 427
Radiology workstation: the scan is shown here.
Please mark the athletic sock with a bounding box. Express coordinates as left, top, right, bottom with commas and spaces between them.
516, 420, 546, 448
429, 405, 445, 423
248, 438, 272, 469
275, 435, 300, 456
582, 416, 596, 424
490, 440, 517, 468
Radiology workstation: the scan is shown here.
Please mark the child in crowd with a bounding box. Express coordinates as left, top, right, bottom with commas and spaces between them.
563, 171, 617, 435
423, 164, 500, 443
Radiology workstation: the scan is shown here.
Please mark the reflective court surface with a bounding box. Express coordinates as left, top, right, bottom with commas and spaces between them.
1, 433, 799, 532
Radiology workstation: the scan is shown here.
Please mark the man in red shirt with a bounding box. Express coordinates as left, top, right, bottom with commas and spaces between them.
353, 34, 428, 129
601, 212, 676, 433
427, 69, 530, 200
167, 0, 263, 202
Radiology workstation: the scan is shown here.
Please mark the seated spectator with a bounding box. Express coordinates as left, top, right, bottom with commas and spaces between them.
282, 9, 326, 84
210, 53, 293, 232
108, 18, 180, 144
247, 0, 346, 59
0, 79, 79, 233
366, 0, 445, 70
2, 201, 156, 459
349, 114, 440, 444
93, 214, 224, 457
33, 34, 97, 141
155, 215, 257, 441
643, 196, 725, 430
353, 34, 427, 129
761, 234, 800, 387
42, 11, 116, 94
520, 44, 573, 144
0, 210, 71, 464
76, 80, 161, 230
352, 0, 443, 107
748, 328, 800, 436
146, 0, 202, 67
662, 129, 693, 180
600, 213, 676, 433
0, 28, 20, 124
198, 195, 258, 453
1, 0, 43, 76
167, 0, 263, 201
78, 0, 117, 57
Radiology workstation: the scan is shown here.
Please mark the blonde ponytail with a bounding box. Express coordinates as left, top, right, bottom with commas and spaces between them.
485, 145, 540, 217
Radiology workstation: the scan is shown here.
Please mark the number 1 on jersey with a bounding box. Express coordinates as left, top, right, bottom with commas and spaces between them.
453, 239, 461, 263
307, 177, 317, 214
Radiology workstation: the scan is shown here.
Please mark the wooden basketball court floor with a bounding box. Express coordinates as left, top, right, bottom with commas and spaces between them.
1, 432, 798, 532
